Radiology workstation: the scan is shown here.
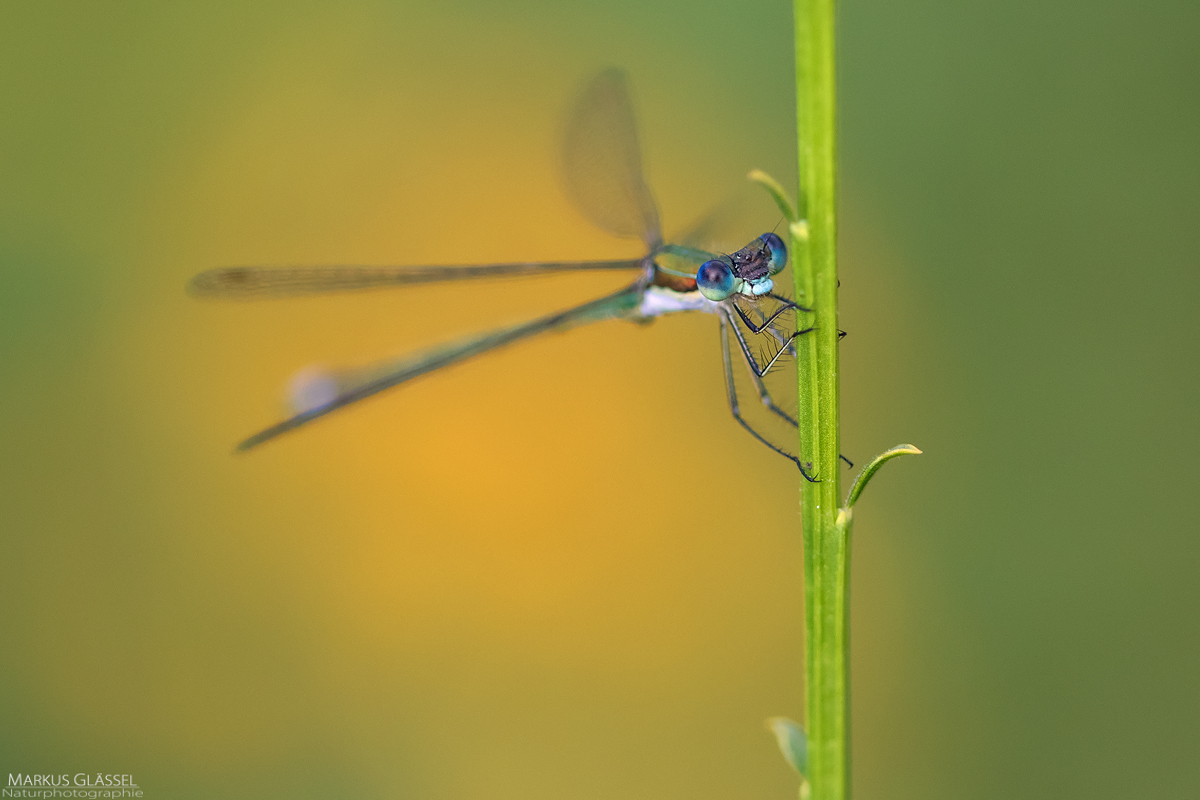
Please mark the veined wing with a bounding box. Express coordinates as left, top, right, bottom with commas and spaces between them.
673, 179, 792, 254
235, 283, 644, 451
673, 198, 742, 253
189, 258, 643, 298
562, 69, 662, 249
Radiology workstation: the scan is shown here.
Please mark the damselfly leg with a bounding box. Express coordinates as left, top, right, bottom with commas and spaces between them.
719, 312, 818, 482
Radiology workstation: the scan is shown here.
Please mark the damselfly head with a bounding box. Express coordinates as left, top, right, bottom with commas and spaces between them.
731, 233, 786, 281
716, 232, 786, 297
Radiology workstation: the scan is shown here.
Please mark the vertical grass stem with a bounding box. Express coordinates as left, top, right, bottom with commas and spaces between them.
793, 0, 846, 797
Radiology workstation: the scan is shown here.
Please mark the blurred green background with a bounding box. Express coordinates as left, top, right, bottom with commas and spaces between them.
2, 1, 1197, 798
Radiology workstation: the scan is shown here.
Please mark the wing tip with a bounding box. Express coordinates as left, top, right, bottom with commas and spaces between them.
187, 267, 264, 298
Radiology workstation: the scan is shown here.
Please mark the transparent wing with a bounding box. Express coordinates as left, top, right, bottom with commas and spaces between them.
234, 283, 643, 451
674, 198, 742, 252
673, 180, 790, 254
188, 259, 643, 298
562, 68, 662, 249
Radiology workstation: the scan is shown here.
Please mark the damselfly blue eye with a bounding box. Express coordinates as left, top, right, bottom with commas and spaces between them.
763, 232, 787, 275
696, 259, 735, 301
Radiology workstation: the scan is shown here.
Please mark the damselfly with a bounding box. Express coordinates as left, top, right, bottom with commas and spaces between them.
190, 69, 821, 480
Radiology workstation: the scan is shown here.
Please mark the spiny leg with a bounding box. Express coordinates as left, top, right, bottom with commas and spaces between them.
719, 313, 818, 482
732, 295, 808, 334
732, 311, 801, 426
764, 324, 799, 358
728, 312, 856, 470
767, 292, 812, 313
744, 359, 799, 427
727, 309, 812, 378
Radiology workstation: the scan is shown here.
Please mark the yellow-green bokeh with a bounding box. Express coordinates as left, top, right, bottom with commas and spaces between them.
2, 2, 1197, 799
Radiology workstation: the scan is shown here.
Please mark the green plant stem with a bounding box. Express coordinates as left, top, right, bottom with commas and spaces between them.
793, 0, 845, 798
